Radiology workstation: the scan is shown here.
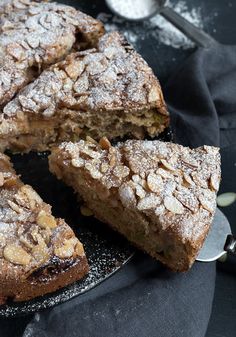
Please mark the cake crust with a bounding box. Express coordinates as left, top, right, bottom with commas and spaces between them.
49, 138, 221, 271
0, 0, 104, 107
0, 152, 89, 304
0, 32, 169, 153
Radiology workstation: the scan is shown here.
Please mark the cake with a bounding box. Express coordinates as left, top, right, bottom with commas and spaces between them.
0, 32, 169, 153
49, 138, 221, 272
0, 152, 89, 304
0, 0, 104, 107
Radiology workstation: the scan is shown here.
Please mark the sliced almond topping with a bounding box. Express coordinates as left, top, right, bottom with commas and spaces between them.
113, 165, 130, 178
147, 173, 163, 193
99, 137, 111, 150
137, 195, 161, 211
156, 168, 172, 180
75, 241, 85, 256
109, 153, 116, 167
135, 184, 146, 199
181, 157, 199, 169
160, 159, 175, 171
3, 244, 31, 265
0, 233, 6, 248
199, 195, 215, 213
0, 172, 4, 187
36, 210, 57, 229
86, 136, 98, 145
71, 158, 84, 168
85, 163, 102, 180
210, 173, 220, 191
100, 162, 109, 173
148, 86, 160, 103
19, 236, 34, 249
54, 237, 78, 259
217, 192, 236, 207
164, 196, 184, 214
191, 172, 208, 188
7, 200, 22, 214
183, 173, 195, 186
20, 185, 43, 209
119, 183, 137, 208
65, 60, 85, 80
155, 204, 165, 216
31, 234, 49, 264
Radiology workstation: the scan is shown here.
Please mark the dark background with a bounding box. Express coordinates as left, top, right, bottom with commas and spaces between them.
1, 1, 236, 336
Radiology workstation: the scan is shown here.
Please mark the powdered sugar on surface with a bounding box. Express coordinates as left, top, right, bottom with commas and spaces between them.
0, 222, 134, 317
97, 0, 205, 50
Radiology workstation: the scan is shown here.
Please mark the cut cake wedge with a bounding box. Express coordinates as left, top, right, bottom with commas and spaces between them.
49, 138, 221, 271
0, 32, 168, 152
0, 152, 88, 304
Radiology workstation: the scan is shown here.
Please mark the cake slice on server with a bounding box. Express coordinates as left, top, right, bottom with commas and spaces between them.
0, 0, 104, 107
0, 32, 168, 152
0, 152, 88, 304
49, 138, 221, 272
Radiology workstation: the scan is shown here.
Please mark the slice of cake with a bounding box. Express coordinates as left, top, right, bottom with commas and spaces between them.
0, 32, 169, 153
0, 152, 88, 304
0, 0, 104, 107
49, 138, 221, 272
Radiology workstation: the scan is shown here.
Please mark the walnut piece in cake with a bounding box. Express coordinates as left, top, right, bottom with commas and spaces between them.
0, 152, 88, 304
49, 138, 221, 272
0, 0, 104, 107
0, 32, 169, 153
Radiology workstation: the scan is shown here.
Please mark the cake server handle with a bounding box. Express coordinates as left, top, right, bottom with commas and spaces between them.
159, 6, 217, 48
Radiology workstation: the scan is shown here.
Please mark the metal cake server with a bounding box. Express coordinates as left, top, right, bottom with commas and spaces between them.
197, 208, 236, 262
105, 0, 216, 48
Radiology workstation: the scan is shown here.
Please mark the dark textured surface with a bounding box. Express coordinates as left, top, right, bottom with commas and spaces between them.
0, 0, 236, 336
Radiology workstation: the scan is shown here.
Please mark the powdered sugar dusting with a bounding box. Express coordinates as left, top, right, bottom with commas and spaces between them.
98, 0, 204, 49
0, 220, 133, 317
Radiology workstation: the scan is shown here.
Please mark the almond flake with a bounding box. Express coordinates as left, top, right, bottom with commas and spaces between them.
217, 192, 236, 207
3, 244, 31, 265
164, 196, 184, 214
183, 173, 195, 186
210, 173, 220, 191
75, 241, 85, 256
54, 237, 78, 259
148, 86, 160, 103
99, 137, 111, 150
199, 195, 215, 213
137, 195, 161, 211
155, 204, 165, 215
147, 173, 163, 193
156, 168, 172, 179
7, 200, 22, 214
119, 183, 136, 208
135, 184, 146, 199
71, 158, 84, 168
113, 165, 130, 178
0, 173, 4, 187
160, 159, 175, 171
100, 162, 109, 173
65, 60, 85, 80
36, 210, 57, 229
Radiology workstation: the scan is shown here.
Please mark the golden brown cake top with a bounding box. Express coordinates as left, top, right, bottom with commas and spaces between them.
0, 0, 104, 106
54, 138, 221, 243
2, 32, 168, 119
0, 153, 85, 280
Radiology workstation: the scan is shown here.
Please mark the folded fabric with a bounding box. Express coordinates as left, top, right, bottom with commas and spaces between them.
165, 44, 236, 148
